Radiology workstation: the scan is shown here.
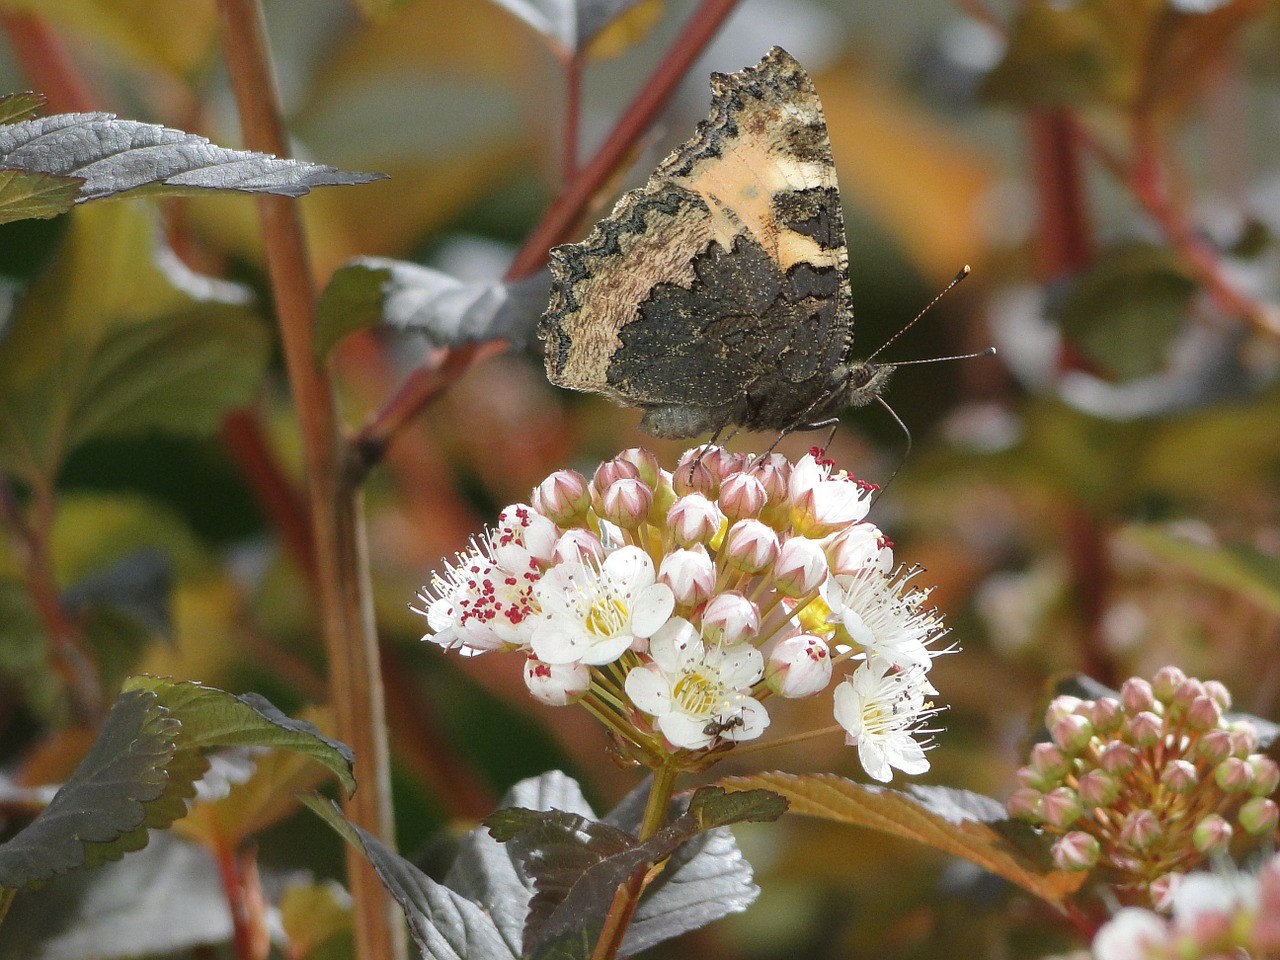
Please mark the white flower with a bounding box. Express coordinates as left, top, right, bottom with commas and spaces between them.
491, 503, 559, 566
530, 546, 674, 666
833, 659, 938, 782
1091, 907, 1170, 960
524, 656, 591, 706
823, 570, 943, 670
624, 618, 768, 750
788, 452, 872, 534
824, 521, 893, 575
415, 541, 541, 655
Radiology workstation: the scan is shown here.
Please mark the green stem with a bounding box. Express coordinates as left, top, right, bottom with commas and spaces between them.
638, 760, 680, 840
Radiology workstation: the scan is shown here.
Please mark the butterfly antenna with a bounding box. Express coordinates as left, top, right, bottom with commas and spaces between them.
866, 265, 971, 364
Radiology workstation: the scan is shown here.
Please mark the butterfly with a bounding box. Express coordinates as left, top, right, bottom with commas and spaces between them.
539, 46, 900, 444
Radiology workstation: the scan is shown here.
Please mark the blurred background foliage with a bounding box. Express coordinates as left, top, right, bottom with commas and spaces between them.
0, 0, 1278, 957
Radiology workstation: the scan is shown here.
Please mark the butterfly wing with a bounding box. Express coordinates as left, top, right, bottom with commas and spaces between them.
541, 47, 855, 434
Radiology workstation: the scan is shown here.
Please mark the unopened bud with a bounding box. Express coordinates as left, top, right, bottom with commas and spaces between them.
723, 519, 780, 574
1151, 665, 1188, 703
673, 451, 717, 498
702, 592, 760, 645
1045, 695, 1083, 728
1203, 679, 1232, 712
751, 453, 791, 504
1051, 714, 1093, 755
617, 447, 660, 488
1248, 756, 1280, 796
1119, 809, 1163, 851
1121, 677, 1157, 714
592, 457, 639, 499
1077, 769, 1119, 808
659, 547, 716, 607
1089, 697, 1123, 735
765, 634, 832, 698
1196, 729, 1234, 765
1159, 759, 1198, 793
600, 478, 653, 529
825, 521, 892, 575
1126, 711, 1164, 748
1240, 797, 1279, 836
1030, 742, 1070, 781
773, 536, 829, 598
1099, 741, 1138, 775
1041, 786, 1083, 829
667, 494, 725, 548
1186, 695, 1222, 731
1228, 720, 1259, 756
1215, 756, 1253, 793
700, 446, 747, 483
719, 471, 767, 521
1051, 832, 1100, 871
1006, 786, 1044, 821
1192, 814, 1233, 855
533, 470, 591, 525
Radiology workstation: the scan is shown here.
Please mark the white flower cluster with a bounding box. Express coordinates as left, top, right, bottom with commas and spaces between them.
414, 447, 949, 781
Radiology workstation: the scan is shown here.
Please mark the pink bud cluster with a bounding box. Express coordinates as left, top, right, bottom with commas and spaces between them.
1008, 666, 1280, 898
415, 446, 948, 777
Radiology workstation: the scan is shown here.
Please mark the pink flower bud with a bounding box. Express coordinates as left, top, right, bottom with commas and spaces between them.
673, 450, 717, 498
772, 536, 829, 597
524, 656, 591, 705
765, 634, 833, 698
1228, 720, 1259, 755
1006, 786, 1044, 821
1098, 741, 1137, 774
600, 478, 653, 529
1171, 677, 1206, 713
1126, 711, 1164, 748
1041, 786, 1082, 829
1121, 676, 1156, 713
1050, 713, 1093, 755
1239, 797, 1278, 835
1089, 697, 1123, 735
1050, 832, 1100, 871
723, 519, 780, 574
718, 471, 767, 520
1045, 695, 1083, 728
701, 592, 760, 645
1029, 742, 1070, 781
659, 547, 716, 607
1249, 756, 1280, 796
825, 522, 892, 575
1077, 769, 1118, 808
552, 528, 605, 565
1196, 729, 1234, 764
1119, 809, 1162, 851
1192, 814, 1233, 854
1185, 699, 1223, 736
1203, 679, 1232, 712
1016, 765, 1052, 792
1214, 756, 1253, 793
617, 447, 661, 488
533, 470, 591, 526
698, 445, 747, 483
1151, 665, 1187, 703
1159, 759, 1198, 793
666, 493, 725, 548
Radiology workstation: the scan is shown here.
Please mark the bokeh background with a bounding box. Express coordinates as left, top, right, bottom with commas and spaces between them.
1, 0, 1279, 956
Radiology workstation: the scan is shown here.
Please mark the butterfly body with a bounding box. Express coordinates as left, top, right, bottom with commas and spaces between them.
540, 47, 894, 440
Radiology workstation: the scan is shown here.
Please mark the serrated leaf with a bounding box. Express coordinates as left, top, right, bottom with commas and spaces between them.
0, 93, 46, 125
0, 204, 270, 485
306, 797, 517, 960
718, 772, 1084, 908
122, 677, 356, 796
1053, 243, 1196, 380
0, 112, 384, 209
0, 168, 83, 223
487, 0, 656, 54
0, 689, 197, 888
313, 257, 549, 361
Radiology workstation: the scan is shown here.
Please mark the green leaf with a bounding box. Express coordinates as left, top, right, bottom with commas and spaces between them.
718, 772, 1084, 909
0, 93, 46, 126
313, 257, 548, 363
121, 677, 356, 795
0, 203, 270, 484
0, 111, 385, 211
1053, 243, 1197, 380
0, 689, 200, 888
0, 168, 83, 223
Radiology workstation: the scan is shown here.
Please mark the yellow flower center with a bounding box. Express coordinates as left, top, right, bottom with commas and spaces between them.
673, 672, 723, 718
584, 595, 629, 637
